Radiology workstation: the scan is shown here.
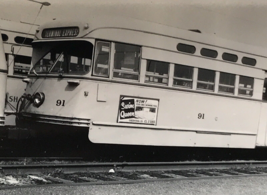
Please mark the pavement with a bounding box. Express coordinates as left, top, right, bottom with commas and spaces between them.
1, 175, 267, 195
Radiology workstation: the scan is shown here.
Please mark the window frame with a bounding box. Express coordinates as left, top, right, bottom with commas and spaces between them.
196, 68, 216, 91
145, 60, 169, 85
218, 72, 236, 94
200, 48, 218, 58
112, 42, 141, 81
238, 75, 254, 97
92, 40, 111, 78
13, 54, 31, 76
241, 57, 257, 66
222, 52, 238, 62
31, 40, 93, 75
14, 36, 33, 46
1, 34, 8, 42
176, 43, 196, 54
173, 64, 194, 89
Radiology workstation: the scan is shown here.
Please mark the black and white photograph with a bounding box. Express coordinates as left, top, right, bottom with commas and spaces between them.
0, 0, 267, 194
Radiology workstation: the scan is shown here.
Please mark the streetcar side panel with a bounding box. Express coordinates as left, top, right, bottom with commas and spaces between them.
21, 75, 260, 148
89, 81, 259, 148
1, 20, 33, 126
0, 33, 7, 125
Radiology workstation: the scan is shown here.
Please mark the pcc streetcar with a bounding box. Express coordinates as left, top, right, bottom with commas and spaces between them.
0, 19, 34, 127
16, 17, 267, 148
0, 31, 8, 126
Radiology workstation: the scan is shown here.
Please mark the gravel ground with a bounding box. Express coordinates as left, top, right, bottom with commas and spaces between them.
1, 176, 267, 195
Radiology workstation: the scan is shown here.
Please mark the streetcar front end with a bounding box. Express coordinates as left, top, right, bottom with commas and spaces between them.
16, 25, 95, 138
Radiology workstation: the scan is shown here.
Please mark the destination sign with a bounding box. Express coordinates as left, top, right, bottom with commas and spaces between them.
42, 27, 79, 38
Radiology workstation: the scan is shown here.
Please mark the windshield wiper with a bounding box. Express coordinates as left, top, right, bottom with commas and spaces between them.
31, 69, 39, 76
58, 69, 64, 77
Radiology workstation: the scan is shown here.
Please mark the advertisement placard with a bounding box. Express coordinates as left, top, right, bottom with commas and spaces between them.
118, 96, 159, 125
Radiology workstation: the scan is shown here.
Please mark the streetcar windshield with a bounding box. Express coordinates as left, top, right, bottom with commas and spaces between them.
31, 41, 93, 75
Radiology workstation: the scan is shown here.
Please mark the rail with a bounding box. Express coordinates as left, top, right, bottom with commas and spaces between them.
1, 160, 267, 189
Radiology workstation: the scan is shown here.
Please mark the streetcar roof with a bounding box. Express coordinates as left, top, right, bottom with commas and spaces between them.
0, 19, 36, 35
35, 16, 267, 58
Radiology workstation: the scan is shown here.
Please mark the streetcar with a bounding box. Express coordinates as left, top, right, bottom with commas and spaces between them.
16, 17, 267, 148
0, 31, 8, 126
0, 19, 34, 127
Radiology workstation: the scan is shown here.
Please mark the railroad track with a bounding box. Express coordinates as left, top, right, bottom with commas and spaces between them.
1, 161, 267, 189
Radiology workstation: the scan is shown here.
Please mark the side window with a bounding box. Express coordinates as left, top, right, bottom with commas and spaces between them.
200, 48, 218, 58
14, 55, 31, 76
14, 36, 33, 46
263, 77, 267, 101
238, 76, 254, 96
197, 68, 215, 91
93, 41, 110, 77
173, 64, 193, 88
176, 43, 196, 54
242, 57, 256, 66
146, 60, 169, 85
1, 34, 8, 42
113, 43, 140, 80
219, 72, 235, 94
222, 52, 238, 62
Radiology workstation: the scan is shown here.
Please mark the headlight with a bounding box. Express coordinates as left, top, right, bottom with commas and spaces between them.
32, 92, 45, 108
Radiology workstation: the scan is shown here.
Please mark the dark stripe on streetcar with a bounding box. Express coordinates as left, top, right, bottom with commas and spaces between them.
0, 69, 8, 74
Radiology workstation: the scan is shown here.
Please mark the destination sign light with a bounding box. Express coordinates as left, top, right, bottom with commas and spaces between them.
42, 27, 79, 38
